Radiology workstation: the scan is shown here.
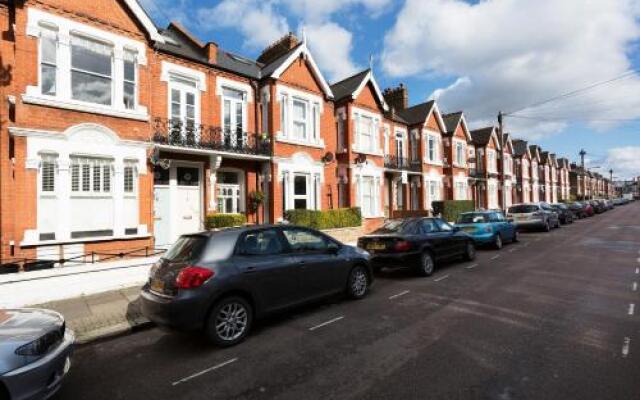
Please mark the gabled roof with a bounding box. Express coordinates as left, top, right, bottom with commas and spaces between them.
442, 111, 472, 141
261, 42, 334, 98
529, 145, 541, 161
549, 153, 558, 167
397, 100, 446, 132
540, 151, 550, 164
470, 126, 501, 149
330, 69, 389, 111
512, 139, 530, 158
502, 133, 515, 154
126, 0, 165, 43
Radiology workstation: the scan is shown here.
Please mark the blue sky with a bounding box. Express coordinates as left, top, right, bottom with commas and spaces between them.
139, 0, 640, 179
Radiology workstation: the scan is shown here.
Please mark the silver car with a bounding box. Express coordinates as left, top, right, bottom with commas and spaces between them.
506, 202, 560, 232
1, 309, 74, 400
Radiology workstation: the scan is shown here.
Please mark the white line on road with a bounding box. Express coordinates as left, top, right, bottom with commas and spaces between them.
172, 358, 238, 386
309, 316, 344, 331
622, 337, 631, 358
629, 303, 635, 316
465, 263, 479, 270
389, 290, 410, 300
434, 274, 450, 282
491, 255, 501, 260
636, 267, 639, 275
523, 242, 530, 247
508, 248, 518, 253
633, 282, 638, 292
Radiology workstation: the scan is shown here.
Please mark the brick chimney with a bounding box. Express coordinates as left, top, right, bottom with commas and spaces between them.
257, 32, 300, 65
383, 83, 408, 111
205, 42, 218, 64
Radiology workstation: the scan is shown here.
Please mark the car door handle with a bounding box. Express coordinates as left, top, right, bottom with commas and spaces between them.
244, 266, 257, 274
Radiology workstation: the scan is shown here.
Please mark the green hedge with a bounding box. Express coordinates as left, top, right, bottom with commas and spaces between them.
285, 207, 362, 230
432, 200, 475, 222
205, 213, 247, 229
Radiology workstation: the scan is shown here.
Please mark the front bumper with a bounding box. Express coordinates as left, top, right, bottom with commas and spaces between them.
2, 330, 75, 400
140, 287, 210, 331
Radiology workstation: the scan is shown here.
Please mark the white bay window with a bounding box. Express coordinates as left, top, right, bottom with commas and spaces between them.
276, 86, 323, 147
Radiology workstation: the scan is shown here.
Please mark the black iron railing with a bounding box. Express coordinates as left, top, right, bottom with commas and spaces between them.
384, 155, 422, 172
152, 118, 272, 157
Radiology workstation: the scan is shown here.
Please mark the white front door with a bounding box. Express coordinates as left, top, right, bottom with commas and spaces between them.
153, 163, 203, 247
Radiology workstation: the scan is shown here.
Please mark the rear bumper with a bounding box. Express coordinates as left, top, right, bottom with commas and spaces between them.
140, 287, 210, 331
2, 331, 74, 400
513, 219, 545, 229
370, 251, 421, 269
469, 233, 496, 244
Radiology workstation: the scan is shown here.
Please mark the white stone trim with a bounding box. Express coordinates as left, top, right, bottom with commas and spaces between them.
160, 61, 207, 92
21, 94, 149, 121
275, 84, 325, 148
351, 106, 382, 156
351, 70, 389, 112
122, 0, 166, 43
268, 43, 334, 99
215, 77, 253, 102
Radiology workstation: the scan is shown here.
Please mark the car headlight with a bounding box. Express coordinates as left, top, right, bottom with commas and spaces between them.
15, 325, 64, 356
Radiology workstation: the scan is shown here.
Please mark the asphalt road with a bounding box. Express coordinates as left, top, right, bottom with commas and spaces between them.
55, 203, 640, 400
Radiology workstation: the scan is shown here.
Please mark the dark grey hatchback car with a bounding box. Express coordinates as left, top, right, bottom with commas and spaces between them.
141, 225, 372, 346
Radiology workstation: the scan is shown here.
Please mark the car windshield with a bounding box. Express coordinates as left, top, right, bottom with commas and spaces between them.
457, 213, 488, 223
508, 205, 538, 213
374, 219, 420, 234
163, 235, 208, 263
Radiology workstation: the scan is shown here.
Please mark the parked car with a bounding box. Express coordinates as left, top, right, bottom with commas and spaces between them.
356, 217, 476, 276
454, 211, 518, 249
581, 201, 595, 217
590, 200, 606, 214
1, 309, 74, 400
551, 203, 574, 224
568, 202, 587, 219
141, 226, 372, 347
506, 203, 560, 232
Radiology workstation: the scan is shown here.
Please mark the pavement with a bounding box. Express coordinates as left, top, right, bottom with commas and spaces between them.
53, 202, 640, 400
34, 285, 150, 344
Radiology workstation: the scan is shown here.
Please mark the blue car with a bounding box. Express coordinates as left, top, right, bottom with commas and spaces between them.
455, 211, 518, 249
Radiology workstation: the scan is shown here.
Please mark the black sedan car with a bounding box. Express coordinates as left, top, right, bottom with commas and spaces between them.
551, 203, 574, 224
141, 226, 372, 346
357, 217, 475, 277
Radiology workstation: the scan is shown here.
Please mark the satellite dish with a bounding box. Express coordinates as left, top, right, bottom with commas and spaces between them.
355, 154, 367, 164
322, 152, 335, 163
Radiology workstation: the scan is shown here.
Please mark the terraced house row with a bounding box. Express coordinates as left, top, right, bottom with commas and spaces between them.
0, 0, 610, 262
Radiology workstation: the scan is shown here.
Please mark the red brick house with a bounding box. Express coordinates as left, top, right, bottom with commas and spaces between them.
470, 127, 501, 210
442, 112, 472, 201
529, 145, 542, 202
500, 133, 515, 208
512, 139, 532, 204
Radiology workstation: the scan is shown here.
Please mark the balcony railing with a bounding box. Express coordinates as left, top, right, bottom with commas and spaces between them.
384, 155, 422, 172
152, 118, 272, 157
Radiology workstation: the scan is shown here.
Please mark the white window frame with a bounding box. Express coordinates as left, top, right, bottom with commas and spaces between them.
292, 98, 309, 141
123, 161, 138, 197
38, 23, 58, 97
293, 173, 311, 210
39, 153, 58, 196
275, 85, 324, 148
70, 156, 114, 197
123, 48, 138, 110
453, 140, 466, 167
487, 149, 497, 173
221, 86, 247, 144
425, 132, 441, 164
25, 8, 148, 120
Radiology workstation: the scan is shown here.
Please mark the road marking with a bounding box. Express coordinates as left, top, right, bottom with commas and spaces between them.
309, 316, 344, 331
465, 263, 479, 270
633, 282, 638, 291
433, 274, 450, 282
172, 358, 238, 386
389, 290, 410, 300
508, 247, 518, 253
622, 337, 631, 358
629, 303, 635, 316
535, 238, 542, 241
491, 255, 501, 260
636, 267, 639, 275
523, 242, 530, 247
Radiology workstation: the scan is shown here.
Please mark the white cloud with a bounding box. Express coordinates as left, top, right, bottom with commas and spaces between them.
382, 0, 640, 138
603, 147, 640, 179
197, 0, 290, 51
304, 23, 359, 82
282, 0, 392, 23
139, 0, 190, 26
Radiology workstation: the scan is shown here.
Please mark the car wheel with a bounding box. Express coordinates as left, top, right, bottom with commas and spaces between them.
512, 230, 519, 242
544, 221, 551, 232
416, 252, 435, 277
463, 241, 476, 261
347, 265, 369, 299
205, 296, 253, 347
494, 234, 503, 250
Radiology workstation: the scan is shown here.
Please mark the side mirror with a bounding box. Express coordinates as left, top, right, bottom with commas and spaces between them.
507, 218, 514, 223
452, 226, 461, 232
327, 243, 341, 254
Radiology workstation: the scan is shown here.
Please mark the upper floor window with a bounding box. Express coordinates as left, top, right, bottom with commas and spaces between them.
277, 87, 323, 146
292, 98, 308, 140
39, 25, 58, 96
356, 114, 377, 153
487, 150, 497, 172
454, 141, 465, 166
504, 155, 512, 174
426, 134, 440, 163
123, 50, 137, 110
70, 35, 113, 106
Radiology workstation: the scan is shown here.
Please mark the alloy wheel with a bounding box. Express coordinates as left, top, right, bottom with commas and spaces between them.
420, 253, 435, 276
215, 302, 248, 342
350, 267, 368, 298
466, 242, 476, 260
495, 234, 503, 249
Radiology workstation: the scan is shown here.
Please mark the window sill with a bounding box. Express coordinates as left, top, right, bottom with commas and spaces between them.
276, 135, 325, 149
351, 146, 383, 157
70, 194, 114, 199
423, 159, 444, 166
22, 93, 149, 121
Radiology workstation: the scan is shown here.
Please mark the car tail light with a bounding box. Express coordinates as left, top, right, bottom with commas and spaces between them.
175, 266, 214, 289
394, 240, 412, 252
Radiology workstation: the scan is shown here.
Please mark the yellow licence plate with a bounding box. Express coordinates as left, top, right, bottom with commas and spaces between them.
462, 227, 475, 232
150, 279, 165, 293
367, 243, 386, 251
